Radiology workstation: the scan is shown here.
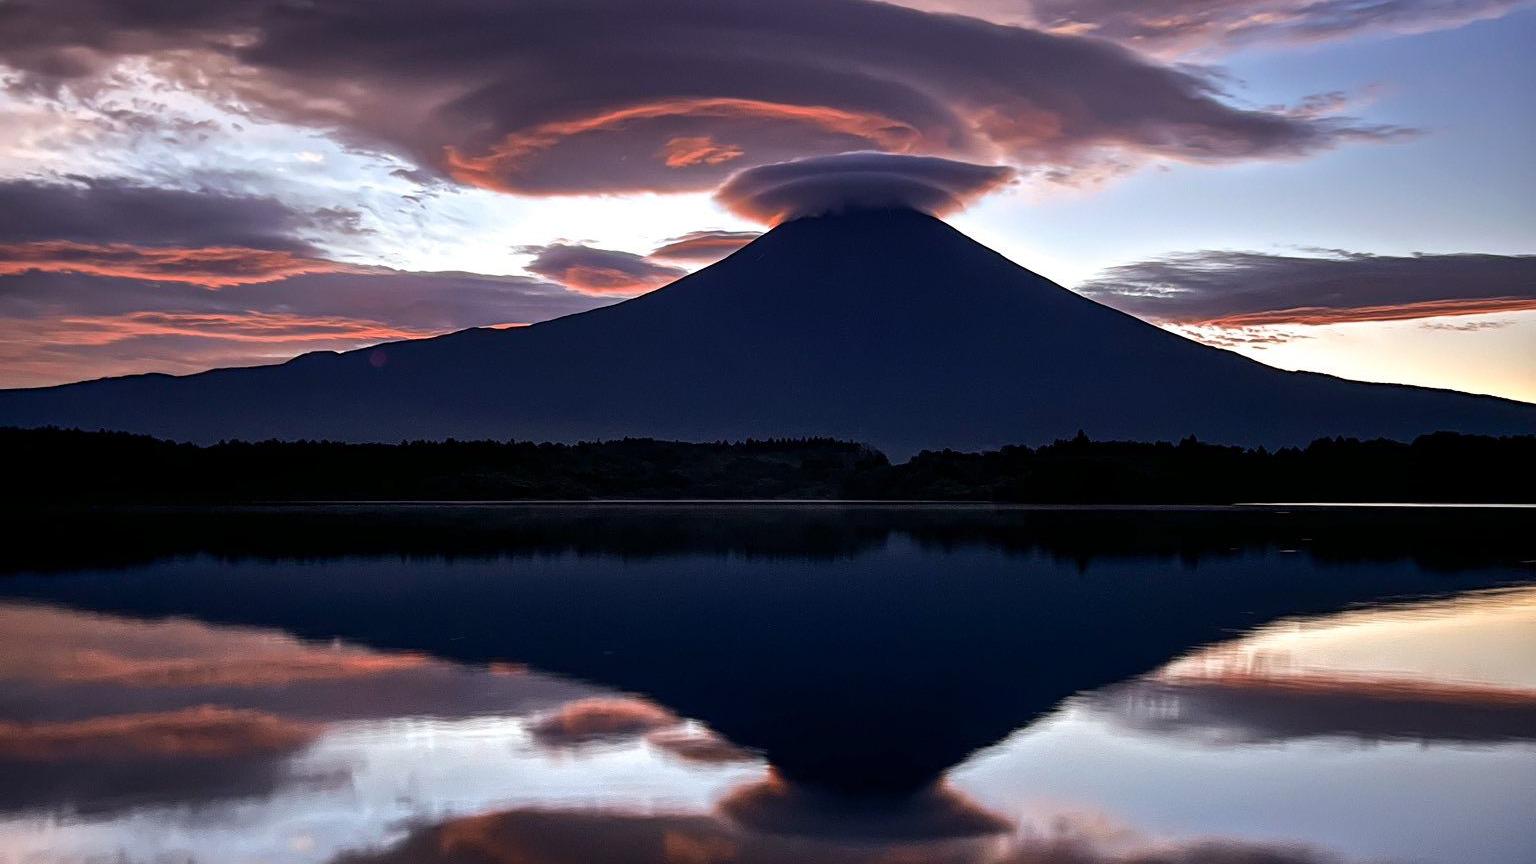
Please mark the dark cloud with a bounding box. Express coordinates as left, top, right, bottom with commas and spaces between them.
0, 177, 322, 252
648, 230, 763, 263
519, 243, 688, 296
0, 0, 1406, 195
715, 153, 1017, 224
1084, 673, 1536, 745
1077, 249, 1536, 329
895, 0, 1531, 55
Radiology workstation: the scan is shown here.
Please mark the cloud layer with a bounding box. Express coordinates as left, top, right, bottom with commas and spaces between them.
1089, 672, 1536, 745
1077, 249, 1536, 329
334, 803, 1350, 864
649, 230, 763, 263
0, 0, 1406, 197
0, 178, 326, 252
716, 153, 1017, 223
520, 243, 688, 296
526, 697, 679, 747
0, 179, 610, 387
896, 0, 1532, 55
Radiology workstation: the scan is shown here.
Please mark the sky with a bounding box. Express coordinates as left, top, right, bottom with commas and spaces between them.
0, 0, 1531, 401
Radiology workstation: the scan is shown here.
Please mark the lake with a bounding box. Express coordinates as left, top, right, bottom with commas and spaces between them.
1, 505, 1532, 864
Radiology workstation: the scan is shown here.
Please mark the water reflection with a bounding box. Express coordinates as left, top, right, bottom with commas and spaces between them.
0, 506, 1532, 862
1083, 588, 1536, 745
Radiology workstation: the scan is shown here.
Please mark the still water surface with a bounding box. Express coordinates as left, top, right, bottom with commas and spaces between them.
0, 505, 1532, 863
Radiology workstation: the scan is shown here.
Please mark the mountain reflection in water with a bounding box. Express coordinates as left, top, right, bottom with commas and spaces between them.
0, 505, 1532, 863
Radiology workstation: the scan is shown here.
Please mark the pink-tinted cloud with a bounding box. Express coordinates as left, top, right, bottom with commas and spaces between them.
0, 0, 1406, 196
0, 602, 435, 689
520, 243, 688, 296
527, 697, 680, 746
41, 311, 434, 346
443, 96, 923, 194
525, 696, 755, 761
648, 230, 763, 263
661, 136, 749, 168
0, 706, 318, 761
1077, 249, 1536, 331
715, 152, 1017, 224
0, 241, 351, 287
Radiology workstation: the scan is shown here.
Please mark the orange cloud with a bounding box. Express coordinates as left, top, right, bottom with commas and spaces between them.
0, 241, 352, 287
1195, 296, 1536, 328
662, 136, 746, 168
445, 97, 922, 193
0, 706, 318, 761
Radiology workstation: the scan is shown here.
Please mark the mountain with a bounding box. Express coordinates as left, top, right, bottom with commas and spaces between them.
2, 208, 1532, 454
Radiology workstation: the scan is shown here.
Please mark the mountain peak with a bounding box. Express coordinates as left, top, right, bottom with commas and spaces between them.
1, 214, 1531, 454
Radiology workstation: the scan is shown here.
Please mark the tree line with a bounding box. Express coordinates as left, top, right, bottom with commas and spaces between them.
4, 426, 1532, 503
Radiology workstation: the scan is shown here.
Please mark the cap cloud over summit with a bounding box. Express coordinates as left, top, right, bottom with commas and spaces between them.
715, 153, 1017, 224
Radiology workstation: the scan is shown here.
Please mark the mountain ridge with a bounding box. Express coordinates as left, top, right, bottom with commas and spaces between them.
2, 208, 1532, 455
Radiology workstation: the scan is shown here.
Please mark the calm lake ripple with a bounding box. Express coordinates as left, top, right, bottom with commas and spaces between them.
1, 505, 1532, 864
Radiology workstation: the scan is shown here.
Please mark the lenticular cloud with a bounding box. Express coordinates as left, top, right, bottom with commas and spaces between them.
714, 153, 1016, 224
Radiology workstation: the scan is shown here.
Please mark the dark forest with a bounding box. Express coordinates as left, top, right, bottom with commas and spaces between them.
6, 426, 1532, 503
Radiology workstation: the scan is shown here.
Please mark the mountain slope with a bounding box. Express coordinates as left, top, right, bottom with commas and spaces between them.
2, 208, 1532, 455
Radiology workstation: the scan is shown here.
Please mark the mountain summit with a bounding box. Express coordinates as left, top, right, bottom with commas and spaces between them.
2, 209, 1531, 453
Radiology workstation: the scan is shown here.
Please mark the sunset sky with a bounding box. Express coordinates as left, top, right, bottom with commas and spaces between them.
0, 0, 1532, 400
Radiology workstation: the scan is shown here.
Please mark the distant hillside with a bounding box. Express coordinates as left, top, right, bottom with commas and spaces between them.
6, 427, 1533, 503
1, 209, 1532, 454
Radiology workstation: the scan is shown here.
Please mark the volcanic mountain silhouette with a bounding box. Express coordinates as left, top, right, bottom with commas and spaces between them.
2, 208, 1531, 452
